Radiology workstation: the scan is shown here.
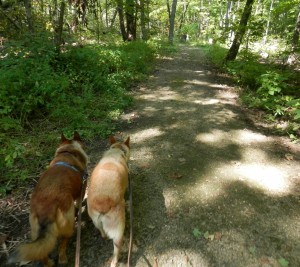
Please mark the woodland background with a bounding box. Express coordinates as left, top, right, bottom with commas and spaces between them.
0, 0, 299, 195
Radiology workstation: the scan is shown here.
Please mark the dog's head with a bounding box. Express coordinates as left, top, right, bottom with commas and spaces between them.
56, 131, 89, 166
109, 136, 130, 162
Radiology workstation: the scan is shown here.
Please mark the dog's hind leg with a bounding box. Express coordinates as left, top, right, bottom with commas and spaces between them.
106, 204, 125, 267
57, 206, 75, 264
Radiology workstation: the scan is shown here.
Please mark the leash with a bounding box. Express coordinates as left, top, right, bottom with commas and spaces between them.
127, 173, 133, 267
75, 171, 88, 267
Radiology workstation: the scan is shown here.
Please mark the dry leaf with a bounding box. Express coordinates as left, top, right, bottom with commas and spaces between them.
169, 173, 183, 179
285, 153, 294, 161
259, 256, 270, 265
214, 232, 222, 241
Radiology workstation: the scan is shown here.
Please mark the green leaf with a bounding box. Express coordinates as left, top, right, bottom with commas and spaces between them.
278, 257, 289, 267
249, 246, 256, 255
203, 231, 210, 239
192, 228, 202, 238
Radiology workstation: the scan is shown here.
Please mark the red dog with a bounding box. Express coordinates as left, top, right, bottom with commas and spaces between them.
8, 132, 88, 267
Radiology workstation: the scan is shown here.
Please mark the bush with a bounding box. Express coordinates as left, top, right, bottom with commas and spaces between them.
0, 39, 156, 195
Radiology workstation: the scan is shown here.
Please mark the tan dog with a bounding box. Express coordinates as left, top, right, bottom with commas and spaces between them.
8, 132, 88, 267
87, 136, 130, 267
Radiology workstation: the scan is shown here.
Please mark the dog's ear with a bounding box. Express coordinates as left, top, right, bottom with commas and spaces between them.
124, 136, 130, 148
109, 136, 117, 145
60, 133, 68, 143
73, 131, 82, 142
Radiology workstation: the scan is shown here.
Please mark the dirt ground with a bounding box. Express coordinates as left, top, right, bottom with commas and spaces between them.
1, 45, 300, 267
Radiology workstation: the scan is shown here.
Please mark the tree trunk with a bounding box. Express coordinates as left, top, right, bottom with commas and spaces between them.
167, 0, 178, 44
24, 0, 34, 33
140, 0, 149, 40
54, 0, 65, 51
178, 1, 190, 32
263, 0, 274, 44
291, 5, 300, 52
116, 0, 127, 41
225, 0, 255, 62
125, 0, 136, 40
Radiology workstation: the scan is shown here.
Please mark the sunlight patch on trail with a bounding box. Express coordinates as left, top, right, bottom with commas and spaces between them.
193, 129, 292, 196
131, 127, 165, 143
196, 129, 268, 145
234, 164, 289, 193
194, 99, 220, 105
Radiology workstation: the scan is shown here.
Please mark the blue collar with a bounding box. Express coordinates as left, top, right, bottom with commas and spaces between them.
54, 161, 80, 172
53, 161, 88, 181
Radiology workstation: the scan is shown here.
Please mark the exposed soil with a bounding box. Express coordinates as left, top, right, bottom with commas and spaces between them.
1, 45, 300, 267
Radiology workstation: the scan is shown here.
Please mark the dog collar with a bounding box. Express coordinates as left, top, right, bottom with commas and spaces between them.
53, 161, 88, 181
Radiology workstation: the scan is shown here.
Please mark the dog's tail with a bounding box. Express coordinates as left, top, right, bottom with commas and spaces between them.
7, 220, 58, 264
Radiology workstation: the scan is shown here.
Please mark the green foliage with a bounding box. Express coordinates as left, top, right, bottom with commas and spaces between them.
0, 39, 156, 195
201, 43, 300, 139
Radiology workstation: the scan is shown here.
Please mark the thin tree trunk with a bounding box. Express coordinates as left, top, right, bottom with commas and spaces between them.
178, 1, 190, 31
225, 0, 255, 62
291, 5, 300, 52
167, 0, 178, 44
24, 0, 34, 33
116, 0, 127, 41
55, 0, 65, 51
140, 0, 147, 40
263, 0, 274, 44
110, 8, 118, 29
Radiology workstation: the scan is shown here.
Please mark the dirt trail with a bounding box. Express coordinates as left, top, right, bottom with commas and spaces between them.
2, 45, 300, 267
111, 45, 300, 267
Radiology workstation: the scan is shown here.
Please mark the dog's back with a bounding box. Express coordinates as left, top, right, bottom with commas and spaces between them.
8, 132, 88, 267
87, 136, 130, 267
88, 148, 128, 213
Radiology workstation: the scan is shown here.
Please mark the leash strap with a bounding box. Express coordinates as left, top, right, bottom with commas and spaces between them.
75, 180, 86, 267
127, 173, 133, 267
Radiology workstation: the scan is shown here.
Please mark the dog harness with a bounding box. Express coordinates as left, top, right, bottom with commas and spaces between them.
53, 161, 88, 181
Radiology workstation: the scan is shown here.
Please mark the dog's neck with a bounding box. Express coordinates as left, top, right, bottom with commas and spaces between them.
108, 145, 129, 162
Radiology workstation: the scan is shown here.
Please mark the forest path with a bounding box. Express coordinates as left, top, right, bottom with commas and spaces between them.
82, 45, 300, 267
4, 45, 299, 267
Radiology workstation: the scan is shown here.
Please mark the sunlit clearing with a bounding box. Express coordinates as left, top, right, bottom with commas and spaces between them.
131, 127, 165, 143
235, 164, 290, 194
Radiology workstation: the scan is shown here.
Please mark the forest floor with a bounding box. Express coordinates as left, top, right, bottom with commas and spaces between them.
1, 45, 300, 267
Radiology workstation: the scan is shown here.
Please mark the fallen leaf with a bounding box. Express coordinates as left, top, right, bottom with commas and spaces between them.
208, 234, 214, 241
203, 231, 210, 239
169, 173, 183, 179
259, 256, 270, 264
278, 257, 289, 267
214, 232, 222, 241
249, 246, 256, 255
192, 228, 202, 238
285, 154, 293, 161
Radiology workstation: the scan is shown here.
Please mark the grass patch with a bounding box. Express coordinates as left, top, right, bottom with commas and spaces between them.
0, 39, 156, 195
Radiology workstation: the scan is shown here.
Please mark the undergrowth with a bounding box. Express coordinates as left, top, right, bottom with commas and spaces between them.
0, 38, 159, 196
201, 43, 300, 140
